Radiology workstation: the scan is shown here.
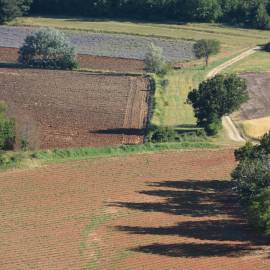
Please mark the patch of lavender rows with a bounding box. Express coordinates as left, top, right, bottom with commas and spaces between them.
0, 26, 194, 62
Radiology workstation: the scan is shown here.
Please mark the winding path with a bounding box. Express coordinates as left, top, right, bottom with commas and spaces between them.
207, 47, 260, 142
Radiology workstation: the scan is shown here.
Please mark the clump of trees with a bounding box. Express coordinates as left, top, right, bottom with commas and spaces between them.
30, 0, 270, 30
0, 0, 32, 23
193, 39, 220, 66
19, 27, 79, 70
187, 74, 249, 135
144, 43, 169, 76
232, 132, 270, 236
0, 102, 16, 151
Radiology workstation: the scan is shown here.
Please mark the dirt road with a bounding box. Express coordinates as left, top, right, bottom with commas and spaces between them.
207, 47, 260, 142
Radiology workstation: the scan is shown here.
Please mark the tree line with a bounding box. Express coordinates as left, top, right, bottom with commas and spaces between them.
30, 0, 270, 30
2, 0, 270, 30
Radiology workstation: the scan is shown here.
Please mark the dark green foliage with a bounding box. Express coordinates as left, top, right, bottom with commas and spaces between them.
0, 0, 32, 23
19, 27, 79, 70
30, 0, 270, 30
193, 39, 220, 66
147, 126, 178, 143
235, 132, 270, 161
232, 132, 270, 203
248, 188, 270, 236
187, 74, 249, 135
232, 157, 270, 203
0, 102, 16, 151
264, 42, 270, 51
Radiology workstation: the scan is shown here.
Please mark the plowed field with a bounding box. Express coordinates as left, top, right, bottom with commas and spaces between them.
0, 149, 269, 270
0, 47, 145, 73
0, 68, 150, 149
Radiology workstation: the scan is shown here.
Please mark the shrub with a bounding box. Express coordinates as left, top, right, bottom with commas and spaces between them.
147, 126, 178, 143
232, 156, 270, 204
145, 43, 169, 75
248, 188, 270, 236
0, 101, 16, 150
19, 27, 79, 70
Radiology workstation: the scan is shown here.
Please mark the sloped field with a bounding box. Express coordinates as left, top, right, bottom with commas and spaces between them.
0, 47, 145, 72
0, 68, 150, 149
0, 149, 269, 270
0, 26, 195, 62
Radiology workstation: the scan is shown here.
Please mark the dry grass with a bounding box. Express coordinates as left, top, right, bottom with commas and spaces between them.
241, 116, 270, 140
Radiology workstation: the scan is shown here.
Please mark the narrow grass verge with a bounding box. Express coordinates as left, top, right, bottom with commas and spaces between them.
0, 142, 218, 171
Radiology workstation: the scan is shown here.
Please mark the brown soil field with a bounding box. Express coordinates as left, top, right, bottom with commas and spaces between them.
0, 149, 269, 270
0, 68, 150, 149
235, 73, 270, 121
0, 47, 145, 72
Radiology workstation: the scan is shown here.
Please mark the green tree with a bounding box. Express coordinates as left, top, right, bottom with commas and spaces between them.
193, 39, 220, 66
19, 27, 79, 70
0, 0, 32, 23
187, 74, 248, 135
248, 188, 270, 236
0, 101, 16, 150
144, 43, 168, 75
232, 132, 270, 203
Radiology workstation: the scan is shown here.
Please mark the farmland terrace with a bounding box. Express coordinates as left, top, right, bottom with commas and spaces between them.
0, 26, 195, 62
0, 68, 150, 149
0, 149, 269, 269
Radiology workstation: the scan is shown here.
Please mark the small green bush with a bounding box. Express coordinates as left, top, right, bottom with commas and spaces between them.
144, 43, 169, 76
147, 126, 178, 143
19, 27, 79, 70
248, 188, 270, 236
0, 102, 16, 150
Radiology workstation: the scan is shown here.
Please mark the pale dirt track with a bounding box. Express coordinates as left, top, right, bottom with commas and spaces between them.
207, 47, 260, 142
0, 149, 269, 270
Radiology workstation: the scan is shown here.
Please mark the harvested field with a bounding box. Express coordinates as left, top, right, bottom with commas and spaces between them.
231, 73, 270, 139
0, 47, 145, 72
237, 73, 270, 121
0, 25, 195, 62
0, 68, 150, 149
0, 149, 269, 270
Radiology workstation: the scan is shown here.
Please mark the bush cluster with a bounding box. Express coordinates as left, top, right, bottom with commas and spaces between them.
232, 132, 270, 236
0, 102, 16, 151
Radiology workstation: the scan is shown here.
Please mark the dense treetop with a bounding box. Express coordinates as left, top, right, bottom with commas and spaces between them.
29, 0, 270, 30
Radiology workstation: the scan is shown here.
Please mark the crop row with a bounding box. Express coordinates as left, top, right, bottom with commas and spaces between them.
0, 26, 195, 62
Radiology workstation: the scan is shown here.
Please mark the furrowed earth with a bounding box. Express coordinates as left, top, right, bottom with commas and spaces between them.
0, 149, 269, 270
0, 68, 150, 149
0, 47, 146, 72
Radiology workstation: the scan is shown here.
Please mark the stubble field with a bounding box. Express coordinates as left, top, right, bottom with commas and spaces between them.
232, 73, 270, 139
0, 68, 150, 149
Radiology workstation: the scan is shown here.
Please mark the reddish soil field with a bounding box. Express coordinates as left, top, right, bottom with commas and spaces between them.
0, 149, 269, 270
0, 47, 145, 72
235, 73, 270, 121
0, 68, 150, 149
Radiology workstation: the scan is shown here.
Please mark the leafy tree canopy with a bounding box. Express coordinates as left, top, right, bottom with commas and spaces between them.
187, 74, 248, 135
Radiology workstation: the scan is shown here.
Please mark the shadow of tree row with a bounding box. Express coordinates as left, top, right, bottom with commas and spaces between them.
110, 179, 269, 258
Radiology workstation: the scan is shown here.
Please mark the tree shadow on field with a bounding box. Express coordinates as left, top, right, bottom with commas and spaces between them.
91, 127, 145, 136
110, 179, 269, 258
